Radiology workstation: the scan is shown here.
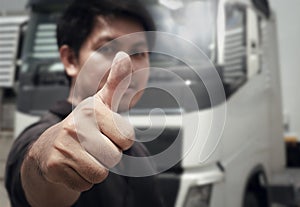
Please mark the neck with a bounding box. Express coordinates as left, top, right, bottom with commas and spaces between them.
67, 84, 82, 106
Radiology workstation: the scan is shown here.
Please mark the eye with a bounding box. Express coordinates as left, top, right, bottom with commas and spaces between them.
98, 45, 117, 56
131, 51, 148, 59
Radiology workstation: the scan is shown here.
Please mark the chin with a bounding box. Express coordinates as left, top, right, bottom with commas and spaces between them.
116, 89, 145, 112
118, 99, 136, 113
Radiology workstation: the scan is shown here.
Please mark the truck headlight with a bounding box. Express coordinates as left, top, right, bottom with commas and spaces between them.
183, 185, 212, 207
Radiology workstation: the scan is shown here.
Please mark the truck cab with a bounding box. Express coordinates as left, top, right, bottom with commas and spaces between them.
14, 0, 300, 206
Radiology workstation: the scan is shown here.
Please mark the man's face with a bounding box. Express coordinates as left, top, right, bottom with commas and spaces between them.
72, 16, 150, 111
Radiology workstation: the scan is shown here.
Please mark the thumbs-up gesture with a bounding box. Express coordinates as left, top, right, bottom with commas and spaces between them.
24, 52, 135, 194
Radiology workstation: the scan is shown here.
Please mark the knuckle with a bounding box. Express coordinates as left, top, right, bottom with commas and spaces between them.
52, 138, 65, 150
96, 117, 135, 147
45, 155, 61, 174
116, 119, 135, 150
83, 151, 111, 182
79, 104, 94, 118
27, 146, 37, 161
66, 177, 93, 192
52, 138, 74, 158
118, 134, 134, 151
112, 149, 123, 166
62, 117, 74, 129
88, 167, 109, 184
62, 118, 77, 137
104, 148, 123, 168
78, 183, 94, 192
122, 128, 135, 150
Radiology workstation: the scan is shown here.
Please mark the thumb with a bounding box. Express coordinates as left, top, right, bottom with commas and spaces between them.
97, 51, 132, 112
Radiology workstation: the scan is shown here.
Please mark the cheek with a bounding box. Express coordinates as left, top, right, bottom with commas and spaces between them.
130, 68, 149, 106
81, 54, 112, 91
138, 73, 149, 91
138, 70, 149, 91
117, 62, 149, 112
134, 60, 150, 87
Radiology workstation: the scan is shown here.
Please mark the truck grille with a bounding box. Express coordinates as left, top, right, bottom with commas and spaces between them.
0, 16, 27, 87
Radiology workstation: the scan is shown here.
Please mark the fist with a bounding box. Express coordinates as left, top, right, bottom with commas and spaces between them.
28, 52, 135, 191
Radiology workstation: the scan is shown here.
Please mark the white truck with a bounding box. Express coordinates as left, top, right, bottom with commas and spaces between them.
10, 0, 300, 206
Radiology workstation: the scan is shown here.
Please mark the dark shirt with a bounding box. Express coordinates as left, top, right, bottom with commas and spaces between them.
5, 100, 164, 207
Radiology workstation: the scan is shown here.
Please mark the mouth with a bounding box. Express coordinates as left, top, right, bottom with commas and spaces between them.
125, 85, 136, 94
128, 80, 137, 90
124, 81, 139, 95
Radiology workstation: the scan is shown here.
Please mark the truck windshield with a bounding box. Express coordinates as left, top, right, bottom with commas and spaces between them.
149, 0, 217, 60
21, 11, 62, 73
19, 0, 219, 115
134, 0, 219, 113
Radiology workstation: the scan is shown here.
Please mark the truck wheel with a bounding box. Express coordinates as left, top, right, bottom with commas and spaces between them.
243, 191, 260, 207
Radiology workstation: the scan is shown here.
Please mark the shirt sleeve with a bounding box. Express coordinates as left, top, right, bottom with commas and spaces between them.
5, 117, 56, 207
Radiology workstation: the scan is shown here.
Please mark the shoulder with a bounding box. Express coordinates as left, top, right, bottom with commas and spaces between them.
4, 112, 63, 207
7, 112, 62, 165
18, 112, 62, 142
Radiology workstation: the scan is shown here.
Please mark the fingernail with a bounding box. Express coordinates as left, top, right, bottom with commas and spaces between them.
112, 51, 129, 65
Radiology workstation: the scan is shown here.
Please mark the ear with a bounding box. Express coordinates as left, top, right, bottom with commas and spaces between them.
59, 45, 80, 78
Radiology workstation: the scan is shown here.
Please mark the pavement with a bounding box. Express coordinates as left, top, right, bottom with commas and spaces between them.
0, 131, 14, 207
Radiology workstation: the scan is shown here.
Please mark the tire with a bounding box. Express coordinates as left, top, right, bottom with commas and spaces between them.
243, 191, 260, 207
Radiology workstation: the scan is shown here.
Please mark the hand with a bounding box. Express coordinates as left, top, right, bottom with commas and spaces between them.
27, 52, 134, 192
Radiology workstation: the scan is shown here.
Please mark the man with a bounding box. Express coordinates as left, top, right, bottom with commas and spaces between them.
5, 0, 164, 206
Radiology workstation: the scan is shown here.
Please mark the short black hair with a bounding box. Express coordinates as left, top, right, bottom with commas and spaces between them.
56, 0, 155, 58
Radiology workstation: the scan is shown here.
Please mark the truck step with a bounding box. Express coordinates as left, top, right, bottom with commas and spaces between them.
269, 169, 300, 206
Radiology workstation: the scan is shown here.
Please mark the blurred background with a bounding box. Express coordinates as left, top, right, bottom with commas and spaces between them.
0, 0, 299, 206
